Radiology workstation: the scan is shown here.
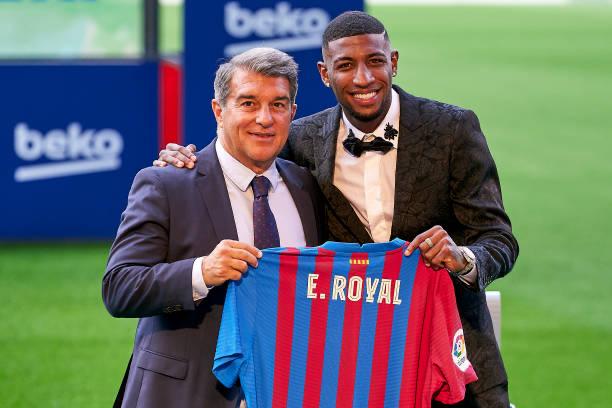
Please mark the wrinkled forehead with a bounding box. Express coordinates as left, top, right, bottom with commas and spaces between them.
228, 69, 291, 99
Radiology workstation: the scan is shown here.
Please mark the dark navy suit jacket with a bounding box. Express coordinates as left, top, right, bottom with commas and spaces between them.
103, 140, 324, 407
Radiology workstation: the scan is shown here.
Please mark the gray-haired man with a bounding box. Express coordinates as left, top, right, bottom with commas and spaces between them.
103, 48, 324, 407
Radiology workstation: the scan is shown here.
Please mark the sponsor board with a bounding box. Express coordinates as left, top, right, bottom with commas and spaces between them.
183, 0, 363, 147
14, 122, 124, 182
1, 63, 158, 239
223, 2, 330, 56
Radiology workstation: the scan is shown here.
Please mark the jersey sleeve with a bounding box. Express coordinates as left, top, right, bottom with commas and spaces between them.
430, 272, 478, 404
213, 268, 257, 388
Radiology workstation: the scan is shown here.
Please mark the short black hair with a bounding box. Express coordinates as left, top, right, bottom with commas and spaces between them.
322, 11, 389, 50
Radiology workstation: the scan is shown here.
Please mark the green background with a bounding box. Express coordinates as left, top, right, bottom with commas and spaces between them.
1, 4, 611, 407
0, 0, 142, 58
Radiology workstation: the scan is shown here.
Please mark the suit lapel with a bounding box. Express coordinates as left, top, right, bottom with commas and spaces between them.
276, 160, 319, 246
391, 86, 427, 239
314, 106, 371, 243
313, 105, 341, 190
195, 141, 239, 242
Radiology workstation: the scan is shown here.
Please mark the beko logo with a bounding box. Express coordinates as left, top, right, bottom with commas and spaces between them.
224, 2, 329, 56
13, 122, 123, 182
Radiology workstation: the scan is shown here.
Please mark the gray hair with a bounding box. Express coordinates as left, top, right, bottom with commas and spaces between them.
214, 47, 299, 106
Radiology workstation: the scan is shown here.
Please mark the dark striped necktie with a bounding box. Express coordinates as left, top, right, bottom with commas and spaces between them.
251, 175, 280, 249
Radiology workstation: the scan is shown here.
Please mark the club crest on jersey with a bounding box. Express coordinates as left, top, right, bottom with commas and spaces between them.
452, 329, 471, 372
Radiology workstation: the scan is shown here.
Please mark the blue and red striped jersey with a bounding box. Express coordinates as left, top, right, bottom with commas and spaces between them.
213, 238, 477, 407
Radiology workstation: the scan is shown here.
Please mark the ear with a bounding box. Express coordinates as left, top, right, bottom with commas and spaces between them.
317, 61, 330, 88
211, 99, 223, 127
290, 103, 297, 121
391, 50, 399, 77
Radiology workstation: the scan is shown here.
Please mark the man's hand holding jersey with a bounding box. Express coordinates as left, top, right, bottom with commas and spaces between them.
405, 225, 466, 272
202, 240, 262, 287
154, 145, 475, 284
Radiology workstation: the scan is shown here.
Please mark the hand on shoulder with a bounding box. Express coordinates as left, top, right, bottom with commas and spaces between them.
153, 143, 198, 169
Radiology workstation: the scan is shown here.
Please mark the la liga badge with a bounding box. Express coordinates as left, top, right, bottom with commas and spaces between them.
452, 329, 471, 372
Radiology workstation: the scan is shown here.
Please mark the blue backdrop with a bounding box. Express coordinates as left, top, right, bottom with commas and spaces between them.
1, 62, 159, 239
184, 0, 364, 147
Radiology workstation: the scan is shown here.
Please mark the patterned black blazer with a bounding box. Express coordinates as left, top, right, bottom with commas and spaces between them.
283, 85, 519, 404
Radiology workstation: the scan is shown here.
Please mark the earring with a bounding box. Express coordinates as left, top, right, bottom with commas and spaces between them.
392, 72, 397, 77
324, 82, 330, 87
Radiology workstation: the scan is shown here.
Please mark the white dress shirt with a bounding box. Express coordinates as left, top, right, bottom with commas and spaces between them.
192, 139, 306, 300
333, 89, 400, 243
333, 90, 477, 285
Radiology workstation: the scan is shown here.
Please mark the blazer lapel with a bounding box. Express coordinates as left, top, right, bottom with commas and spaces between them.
195, 141, 239, 242
391, 87, 428, 239
312, 105, 341, 191
276, 160, 319, 246
314, 106, 371, 243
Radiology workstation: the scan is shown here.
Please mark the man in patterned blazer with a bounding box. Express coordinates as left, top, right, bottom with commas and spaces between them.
156, 11, 519, 408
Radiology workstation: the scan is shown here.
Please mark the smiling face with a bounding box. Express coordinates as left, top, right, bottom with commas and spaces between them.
318, 33, 398, 133
212, 68, 297, 174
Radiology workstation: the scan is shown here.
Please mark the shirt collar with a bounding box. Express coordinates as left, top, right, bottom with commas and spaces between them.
341, 88, 400, 149
215, 138, 280, 193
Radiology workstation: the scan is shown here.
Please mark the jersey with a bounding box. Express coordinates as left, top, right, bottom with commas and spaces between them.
213, 238, 477, 408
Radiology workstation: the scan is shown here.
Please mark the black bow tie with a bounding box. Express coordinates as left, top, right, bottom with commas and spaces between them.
342, 129, 394, 157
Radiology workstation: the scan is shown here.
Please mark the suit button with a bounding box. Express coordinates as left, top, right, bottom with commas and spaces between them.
163, 304, 182, 313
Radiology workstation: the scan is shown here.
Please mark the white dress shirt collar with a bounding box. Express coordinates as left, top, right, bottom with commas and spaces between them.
215, 138, 280, 192
341, 89, 400, 149
194, 139, 305, 303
